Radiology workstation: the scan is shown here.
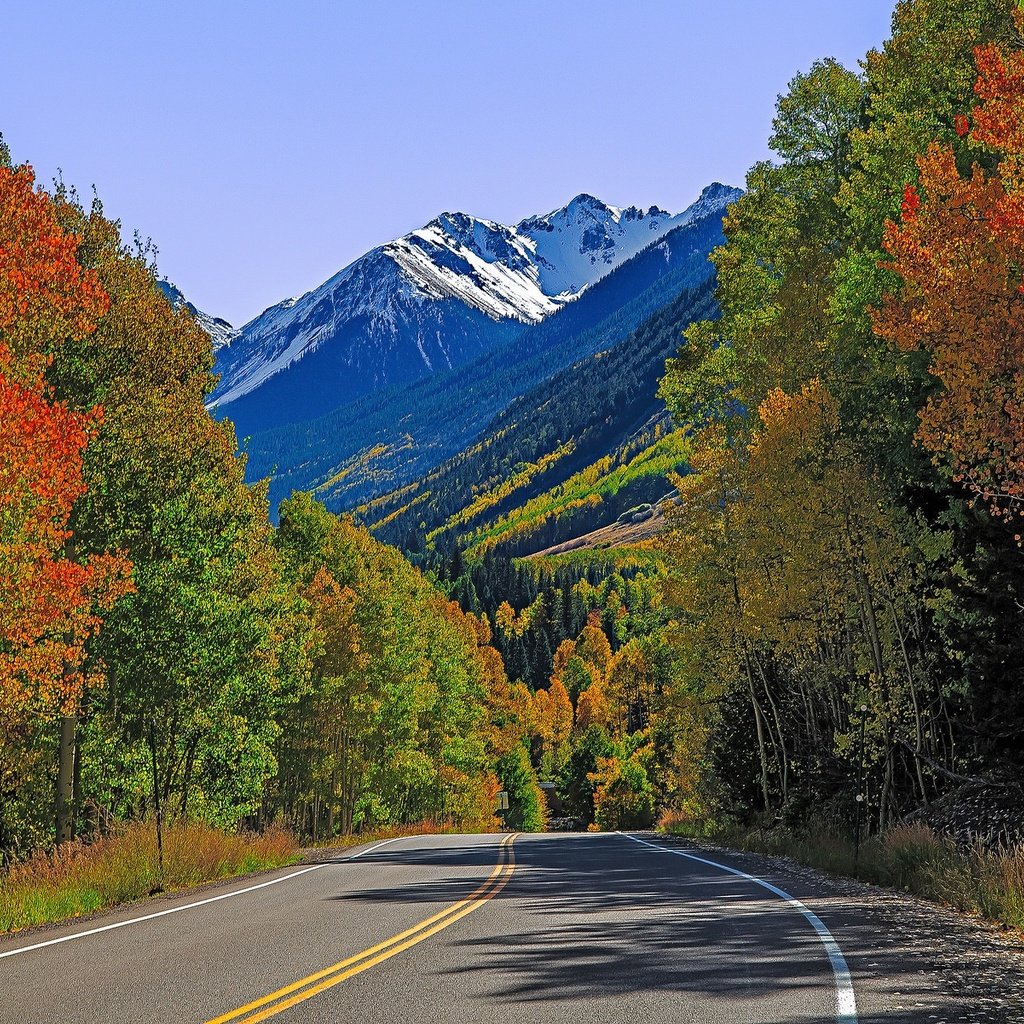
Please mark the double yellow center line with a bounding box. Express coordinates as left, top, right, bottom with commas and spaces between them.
204, 833, 519, 1024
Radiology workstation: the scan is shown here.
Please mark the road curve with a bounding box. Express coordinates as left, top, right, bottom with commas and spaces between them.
0, 831, 1003, 1023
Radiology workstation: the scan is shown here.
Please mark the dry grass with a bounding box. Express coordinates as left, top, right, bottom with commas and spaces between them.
0, 822, 297, 934
305, 819, 466, 851
662, 817, 1024, 934
657, 807, 718, 838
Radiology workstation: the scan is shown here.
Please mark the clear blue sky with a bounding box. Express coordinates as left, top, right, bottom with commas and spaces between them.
4, 1, 895, 326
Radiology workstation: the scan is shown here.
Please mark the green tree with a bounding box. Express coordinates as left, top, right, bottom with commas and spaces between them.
496, 745, 546, 832
47, 192, 306, 832
558, 725, 613, 824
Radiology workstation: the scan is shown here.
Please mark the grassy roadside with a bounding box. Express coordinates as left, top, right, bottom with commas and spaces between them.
661, 815, 1024, 934
0, 822, 298, 935
0, 819, 477, 936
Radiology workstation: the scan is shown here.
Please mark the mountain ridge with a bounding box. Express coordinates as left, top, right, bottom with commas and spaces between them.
207, 184, 739, 431
156, 279, 239, 352
238, 207, 732, 516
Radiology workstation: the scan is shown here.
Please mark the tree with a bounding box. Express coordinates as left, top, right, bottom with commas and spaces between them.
496, 745, 545, 832
874, 17, 1024, 518
45, 185, 304, 835
591, 739, 656, 831
575, 615, 612, 677
274, 493, 506, 836
0, 164, 131, 846
663, 58, 864, 429
558, 725, 612, 824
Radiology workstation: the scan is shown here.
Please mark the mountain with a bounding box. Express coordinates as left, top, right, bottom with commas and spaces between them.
516, 192, 699, 295
210, 185, 739, 436
240, 205, 735, 517
363, 278, 718, 557
156, 280, 239, 352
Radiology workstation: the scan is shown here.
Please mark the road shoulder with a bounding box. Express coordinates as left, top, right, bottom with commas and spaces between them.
648, 832, 1024, 1024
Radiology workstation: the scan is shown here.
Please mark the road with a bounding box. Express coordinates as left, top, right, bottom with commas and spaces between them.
0, 831, 1007, 1023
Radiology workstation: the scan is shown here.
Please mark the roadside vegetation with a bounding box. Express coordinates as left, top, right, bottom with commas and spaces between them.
0, 823, 297, 934
0, 147, 537, 869
661, 814, 1024, 934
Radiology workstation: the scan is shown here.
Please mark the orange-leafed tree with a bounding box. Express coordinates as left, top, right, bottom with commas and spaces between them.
574, 682, 610, 733
0, 164, 132, 843
0, 165, 108, 364
550, 639, 576, 683
874, 18, 1024, 519
575, 614, 612, 677
0, 351, 130, 713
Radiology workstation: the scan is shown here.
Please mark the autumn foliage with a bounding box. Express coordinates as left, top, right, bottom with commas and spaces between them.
875, 15, 1024, 518
0, 166, 131, 724
0, 166, 107, 362
653, 0, 1024, 843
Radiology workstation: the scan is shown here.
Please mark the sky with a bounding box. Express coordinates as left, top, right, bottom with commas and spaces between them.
4, 1, 896, 326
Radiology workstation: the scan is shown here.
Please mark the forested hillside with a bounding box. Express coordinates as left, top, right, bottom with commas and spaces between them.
366, 280, 716, 554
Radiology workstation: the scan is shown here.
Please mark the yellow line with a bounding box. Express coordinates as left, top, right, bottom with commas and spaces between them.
205, 835, 515, 1024
204, 834, 518, 1024
237, 843, 517, 1024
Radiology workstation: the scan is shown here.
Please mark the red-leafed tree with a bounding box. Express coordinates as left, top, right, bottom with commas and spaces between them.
0, 164, 132, 843
874, 14, 1024, 519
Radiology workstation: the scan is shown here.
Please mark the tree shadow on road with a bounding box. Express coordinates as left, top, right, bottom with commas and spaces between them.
325, 833, 1024, 1024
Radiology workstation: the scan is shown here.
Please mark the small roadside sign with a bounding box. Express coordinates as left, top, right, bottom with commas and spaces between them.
497, 791, 509, 811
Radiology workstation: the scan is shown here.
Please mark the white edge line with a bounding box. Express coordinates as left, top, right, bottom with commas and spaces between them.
0, 864, 323, 961
0, 833, 427, 961
340, 835, 422, 862
619, 832, 858, 1024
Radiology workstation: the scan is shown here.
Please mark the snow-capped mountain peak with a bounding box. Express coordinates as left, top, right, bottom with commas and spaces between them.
208, 183, 741, 419
516, 192, 698, 296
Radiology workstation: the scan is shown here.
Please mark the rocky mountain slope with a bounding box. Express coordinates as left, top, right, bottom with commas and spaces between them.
156, 279, 239, 352
240, 207, 731, 518
208, 185, 739, 435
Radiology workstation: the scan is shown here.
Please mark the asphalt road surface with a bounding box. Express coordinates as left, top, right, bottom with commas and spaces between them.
0, 831, 1005, 1023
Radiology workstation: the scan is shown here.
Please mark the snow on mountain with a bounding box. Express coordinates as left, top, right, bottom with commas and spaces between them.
385, 215, 563, 323
519, 195, 678, 296
209, 184, 740, 420
515, 183, 741, 297
157, 280, 239, 352
674, 181, 743, 225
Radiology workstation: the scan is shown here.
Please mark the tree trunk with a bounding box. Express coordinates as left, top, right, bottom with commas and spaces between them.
754, 656, 789, 801
56, 715, 77, 843
744, 650, 771, 811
